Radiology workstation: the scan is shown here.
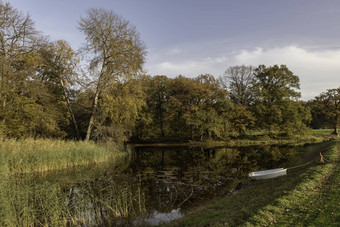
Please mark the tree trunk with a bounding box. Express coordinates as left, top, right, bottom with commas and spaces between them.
332, 113, 339, 136
60, 79, 80, 140
159, 106, 165, 137
85, 89, 99, 141
85, 63, 107, 141
1, 53, 7, 109
333, 125, 338, 135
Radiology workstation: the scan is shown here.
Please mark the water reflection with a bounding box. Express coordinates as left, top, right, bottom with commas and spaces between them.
137, 208, 182, 226
1, 144, 298, 226
113, 145, 296, 225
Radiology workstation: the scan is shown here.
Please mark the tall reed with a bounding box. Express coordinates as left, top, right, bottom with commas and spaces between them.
0, 174, 145, 226
0, 138, 144, 226
0, 138, 125, 174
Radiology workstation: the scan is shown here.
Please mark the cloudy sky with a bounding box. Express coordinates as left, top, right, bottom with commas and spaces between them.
9, 0, 340, 100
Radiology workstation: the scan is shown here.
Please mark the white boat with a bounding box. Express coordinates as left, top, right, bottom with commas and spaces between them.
249, 168, 287, 180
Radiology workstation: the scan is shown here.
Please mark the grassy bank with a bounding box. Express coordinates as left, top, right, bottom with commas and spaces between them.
0, 139, 125, 174
166, 140, 340, 226
134, 129, 333, 148
223, 129, 335, 147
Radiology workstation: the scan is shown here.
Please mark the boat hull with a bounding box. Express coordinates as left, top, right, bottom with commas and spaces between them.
249, 168, 287, 180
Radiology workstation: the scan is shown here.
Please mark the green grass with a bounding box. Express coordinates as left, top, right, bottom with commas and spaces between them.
0, 138, 125, 174
136, 129, 334, 149
310, 128, 335, 136
165, 140, 340, 226
312, 162, 340, 225
192, 129, 333, 147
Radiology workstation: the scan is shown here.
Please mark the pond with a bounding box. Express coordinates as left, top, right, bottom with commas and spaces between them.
2, 143, 323, 226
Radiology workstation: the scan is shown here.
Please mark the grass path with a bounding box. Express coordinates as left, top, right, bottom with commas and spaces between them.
312, 159, 340, 225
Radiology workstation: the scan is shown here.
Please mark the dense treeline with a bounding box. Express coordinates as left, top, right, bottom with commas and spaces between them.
134, 65, 313, 141
308, 88, 340, 134
134, 74, 232, 141
0, 2, 339, 142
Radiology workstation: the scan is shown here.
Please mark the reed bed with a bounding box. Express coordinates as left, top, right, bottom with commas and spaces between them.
0, 139, 144, 226
0, 174, 145, 226
0, 138, 125, 174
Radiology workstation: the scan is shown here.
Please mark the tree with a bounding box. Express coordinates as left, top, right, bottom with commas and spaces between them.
94, 77, 145, 142
312, 88, 340, 135
308, 100, 330, 129
190, 74, 229, 140
252, 65, 300, 103
163, 75, 196, 138
79, 8, 146, 141
219, 65, 255, 106
166, 75, 229, 140
38, 40, 80, 140
251, 65, 309, 135
133, 74, 232, 141
0, 1, 39, 114
147, 76, 170, 137
0, 2, 69, 138
227, 105, 255, 137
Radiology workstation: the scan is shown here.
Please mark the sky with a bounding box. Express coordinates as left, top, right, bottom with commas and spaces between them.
9, 0, 340, 100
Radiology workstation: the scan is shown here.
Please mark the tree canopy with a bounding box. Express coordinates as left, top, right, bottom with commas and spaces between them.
0, 1, 67, 138
79, 8, 146, 141
311, 87, 340, 135
250, 65, 309, 135
219, 65, 255, 106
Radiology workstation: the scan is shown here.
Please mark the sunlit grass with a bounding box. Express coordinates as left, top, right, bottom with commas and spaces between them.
187, 131, 328, 148
309, 128, 334, 136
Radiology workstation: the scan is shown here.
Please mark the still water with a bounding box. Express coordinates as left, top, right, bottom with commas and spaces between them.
5, 144, 315, 226
121, 145, 296, 225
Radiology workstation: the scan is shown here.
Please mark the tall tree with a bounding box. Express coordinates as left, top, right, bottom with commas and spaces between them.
95, 78, 145, 142
148, 75, 170, 137
190, 74, 229, 140
219, 65, 255, 106
312, 87, 340, 135
227, 105, 255, 137
38, 40, 81, 140
79, 8, 146, 141
0, 2, 68, 138
251, 65, 309, 135
252, 65, 300, 103
0, 1, 39, 112
165, 75, 229, 140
